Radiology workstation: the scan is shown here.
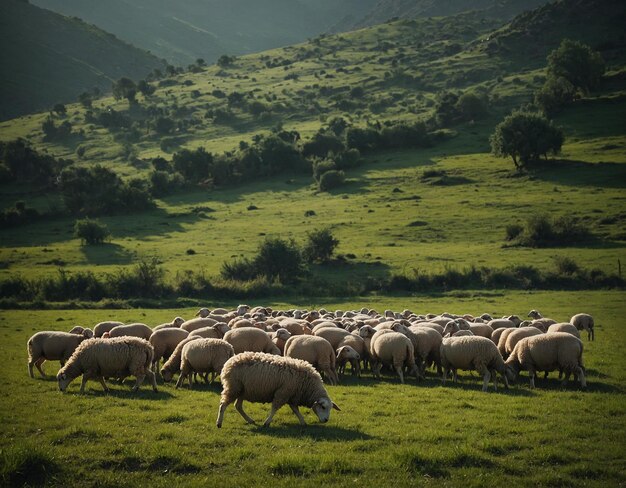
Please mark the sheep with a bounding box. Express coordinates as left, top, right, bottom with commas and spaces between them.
27, 329, 94, 378
336, 346, 361, 377
504, 327, 543, 358
188, 323, 231, 339
109, 323, 153, 341
468, 323, 493, 338
68, 326, 92, 336
93, 321, 124, 338
149, 328, 190, 372
369, 330, 419, 383
407, 325, 443, 375
271, 328, 291, 355
314, 327, 352, 349
181, 317, 219, 333
548, 322, 581, 338
223, 327, 281, 355
439, 336, 509, 392
487, 319, 516, 330
414, 322, 445, 336
161, 336, 203, 382
176, 339, 235, 388
505, 332, 585, 389
527, 310, 557, 328
284, 335, 338, 385
312, 321, 339, 333
480, 313, 493, 321
57, 337, 157, 393
216, 352, 340, 428
278, 318, 312, 336
152, 317, 185, 331
570, 313, 595, 341
451, 330, 474, 337
497, 328, 518, 357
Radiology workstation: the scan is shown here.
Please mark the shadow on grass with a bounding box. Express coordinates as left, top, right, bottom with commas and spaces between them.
253, 424, 373, 441
77, 387, 175, 400
529, 159, 626, 189
80, 242, 134, 265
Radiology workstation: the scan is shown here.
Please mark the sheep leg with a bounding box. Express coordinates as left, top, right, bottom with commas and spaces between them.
216, 398, 235, 428
289, 404, 306, 426
175, 372, 187, 389
442, 367, 449, 385
561, 371, 571, 387
131, 374, 146, 392
395, 365, 405, 384
80, 373, 93, 393
529, 370, 536, 389
98, 377, 110, 392
481, 369, 491, 392
452, 369, 458, 383
209, 372, 216, 385
576, 366, 586, 388
35, 358, 46, 377
490, 369, 498, 391
235, 398, 256, 425
372, 361, 381, 379
262, 401, 285, 427
145, 370, 158, 392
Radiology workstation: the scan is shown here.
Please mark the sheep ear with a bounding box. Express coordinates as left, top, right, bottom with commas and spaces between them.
332, 402, 341, 411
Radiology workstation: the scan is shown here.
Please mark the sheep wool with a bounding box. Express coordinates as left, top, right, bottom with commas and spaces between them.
216, 352, 340, 428
27, 330, 92, 378
176, 339, 234, 388
284, 335, 338, 385
57, 337, 157, 393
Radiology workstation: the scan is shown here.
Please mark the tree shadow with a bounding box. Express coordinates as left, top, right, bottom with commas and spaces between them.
252, 424, 373, 441
80, 242, 134, 265
528, 159, 626, 189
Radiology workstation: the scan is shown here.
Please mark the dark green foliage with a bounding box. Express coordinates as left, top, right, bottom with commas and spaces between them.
455, 91, 488, 121
312, 158, 337, 181
346, 127, 381, 152
137, 79, 156, 97
302, 132, 345, 158
535, 76, 578, 115
217, 55, 236, 67
547, 39, 605, 93
42, 116, 73, 142
379, 122, 430, 149
88, 109, 131, 129
303, 228, 339, 263
112, 77, 137, 104
553, 255, 580, 275
154, 116, 175, 134
334, 148, 361, 170
327, 116, 349, 136
172, 147, 213, 182
0, 446, 61, 487
248, 100, 270, 117
0, 139, 66, 184
508, 213, 592, 247
73, 218, 109, 245
52, 103, 66, 115
0, 201, 39, 229
107, 259, 170, 299
59, 165, 154, 215
490, 111, 564, 168
149, 170, 184, 197
318, 170, 345, 191
151, 157, 172, 172
77, 92, 93, 108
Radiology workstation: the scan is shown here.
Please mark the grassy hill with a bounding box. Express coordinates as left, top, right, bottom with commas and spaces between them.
31, 0, 378, 66
0, 0, 624, 298
0, 0, 166, 121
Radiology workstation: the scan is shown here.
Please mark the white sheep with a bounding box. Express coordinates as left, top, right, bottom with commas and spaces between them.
504, 327, 543, 358
181, 317, 220, 333
336, 345, 360, 377
314, 327, 352, 349
176, 338, 235, 388
271, 328, 292, 355
547, 322, 581, 338
161, 336, 203, 382
407, 325, 443, 375
27, 329, 93, 378
284, 335, 338, 385
149, 328, 190, 372
369, 330, 418, 383
68, 326, 92, 336
109, 323, 153, 341
216, 352, 340, 428
223, 327, 281, 355
57, 337, 157, 393
93, 321, 124, 338
152, 317, 185, 331
570, 313, 595, 341
188, 323, 231, 339
439, 336, 509, 392
505, 332, 585, 389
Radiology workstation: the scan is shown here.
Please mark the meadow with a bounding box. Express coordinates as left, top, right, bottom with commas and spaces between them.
1, 291, 625, 487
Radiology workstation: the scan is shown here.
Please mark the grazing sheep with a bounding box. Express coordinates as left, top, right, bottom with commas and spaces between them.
68, 326, 92, 336
490, 327, 509, 346
407, 325, 443, 375
570, 313, 595, 341
153, 317, 185, 331
161, 336, 203, 382
370, 330, 418, 383
271, 328, 291, 355
149, 328, 189, 372
497, 328, 518, 357
93, 321, 124, 338
216, 352, 340, 428
57, 337, 157, 393
505, 333, 585, 389
487, 319, 516, 330
336, 345, 360, 377
469, 323, 493, 338
181, 317, 220, 333
414, 322, 445, 336
451, 330, 475, 337
504, 327, 543, 358
439, 336, 509, 392
109, 323, 153, 341
312, 321, 339, 333
188, 323, 231, 339
480, 313, 493, 321
278, 318, 312, 336
284, 335, 338, 385
223, 327, 280, 355
314, 327, 352, 349
527, 311, 557, 329
176, 339, 235, 388
27, 329, 93, 378
548, 323, 581, 338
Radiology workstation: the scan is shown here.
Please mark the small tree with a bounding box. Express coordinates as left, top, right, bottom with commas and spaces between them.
254, 237, 305, 283
303, 228, 339, 263
318, 170, 345, 191
52, 103, 66, 116
490, 111, 564, 169
547, 39, 605, 93
74, 218, 109, 245
112, 77, 137, 104
137, 79, 155, 97
534, 76, 578, 115
78, 91, 93, 108
217, 55, 235, 68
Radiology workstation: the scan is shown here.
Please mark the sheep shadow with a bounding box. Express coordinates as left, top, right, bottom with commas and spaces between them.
81, 386, 175, 400
253, 424, 373, 441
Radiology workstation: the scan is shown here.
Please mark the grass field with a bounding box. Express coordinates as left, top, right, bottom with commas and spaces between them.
1, 291, 624, 487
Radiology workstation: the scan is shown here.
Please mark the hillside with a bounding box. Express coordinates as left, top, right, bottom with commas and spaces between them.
31, 0, 377, 66
330, 0, 552, 32
0, 0, 166, 121
0, 0, 624, 295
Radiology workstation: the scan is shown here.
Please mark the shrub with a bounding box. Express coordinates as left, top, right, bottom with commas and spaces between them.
547, 39, 605, 93
303, 228, 339, 263
154, 116, 175, 134
553, 256, 580, 275
508, 213, 592, 247
535, 76, 578, 115
312, 158, 336, 181
74, 218, 109, 245
318, 170, 345, 191
149, 170, 184, 197
505, 223, 524, 241
42, 116, 72, 142
302, 133, 345, 158
455, 91, 488, 121
172, 147, 213, 182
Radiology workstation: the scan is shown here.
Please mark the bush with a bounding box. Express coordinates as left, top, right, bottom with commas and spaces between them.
303, 228, 339, 263
535, 76, 578, 115
301, 133, 345, 158
318, 170, 345, 191
42, 116, 72, 142
553, 256, 580, 275
172, 147, 213, 182
74, 218, 109, 245
547, 39, 605, 93
508, 213, 592, 247
505, 223, 524, 241
149, 170, 184, 197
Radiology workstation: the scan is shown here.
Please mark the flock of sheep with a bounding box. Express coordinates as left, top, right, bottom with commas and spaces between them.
27, 305, 594, 427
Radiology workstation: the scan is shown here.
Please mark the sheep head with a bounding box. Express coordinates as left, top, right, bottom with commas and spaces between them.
312, 398, 340, 423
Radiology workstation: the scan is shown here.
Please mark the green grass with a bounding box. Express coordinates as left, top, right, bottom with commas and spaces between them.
1, 290, 625, 487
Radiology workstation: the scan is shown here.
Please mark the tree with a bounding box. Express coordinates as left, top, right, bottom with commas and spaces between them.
74, 218, 109, 245
318, 170, 345, 191
547, 39, 605, 93
490, 111, 564, 169
455, 91, 488, 121
42, 116, 72, 142
254, 237, 305, 283
303, 228, 339, 263
112, 77, 137, 104
137, 79, 155, 97
534, 76, 578, 115
52, 103, 66, 116
78, 91, 93, 108
217, 55, 235, 68
172, 147, 213, 182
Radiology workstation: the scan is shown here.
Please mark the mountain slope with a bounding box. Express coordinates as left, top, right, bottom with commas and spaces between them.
0, 0, 166, 121
331, 0, 552, 32
31, 0, 377, 66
